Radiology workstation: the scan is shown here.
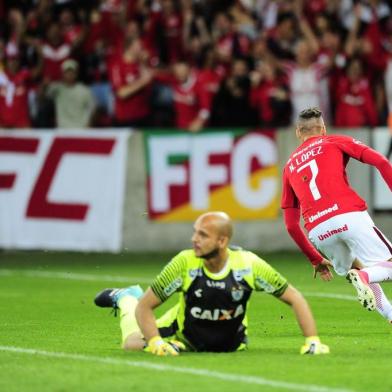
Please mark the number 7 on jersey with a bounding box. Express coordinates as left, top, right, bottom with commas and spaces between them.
297, 159, 321, 200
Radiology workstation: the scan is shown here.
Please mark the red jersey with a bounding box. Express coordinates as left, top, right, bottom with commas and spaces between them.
172, 71, 213, 129
196, 69, 221, 113
109, 58, 150, 122
83, 16, 104, 54
0, 69, 31, 127
250, 77, 289, 124
281, 135, 369, 231
334, 76, 378, 127
155, 67, 219, 128
42, 42, 72, 81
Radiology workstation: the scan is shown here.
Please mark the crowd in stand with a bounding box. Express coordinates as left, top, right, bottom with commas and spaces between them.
1, 0, 392, 131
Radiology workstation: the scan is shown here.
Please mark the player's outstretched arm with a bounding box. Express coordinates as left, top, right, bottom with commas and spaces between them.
278, 285, 329, 355
135, 288, 162, 341
360, 148, 392, 191
283, 208, 324, 265
283, 208, 334, 280
135, 288, 181, 356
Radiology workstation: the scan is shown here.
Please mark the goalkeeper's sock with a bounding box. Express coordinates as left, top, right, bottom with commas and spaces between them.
362, 262, 392, 283
118, 296, 139, 343
369, 283, 392, 322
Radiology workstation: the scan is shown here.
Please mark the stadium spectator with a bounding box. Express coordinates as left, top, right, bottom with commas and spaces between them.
45, 59, 95, 128
316, 29, 347, 117
251, 35, 271, 69
0, 42, 42, 128
4, 8, 25, 47
282, 5, 332, 123
108, 36, 153, 127
281, 107, 392, 323
100, 0, 127, 58
0, 0, 391, 129
24, 5, 52, 51
211, 57, 256, 127
182, 2, 211, 65
196, 47, 223, 112
95, 211, 330, 355
128, 0, 163, 67
155, 59, 215, 132
229, 0, 258, 40
59, 7, 85, 50
343, 2, 388, 117
211, 12, 252, 73
266, 12, 297, 61
82, 7, 105, 69
334, 57, 378, 127
250, 60, 291, 127
284, 39, 330, 123
42, 23, 72, 82
81, 7, 112, 126
341, 0, 390, 54
159, 0, 185, 64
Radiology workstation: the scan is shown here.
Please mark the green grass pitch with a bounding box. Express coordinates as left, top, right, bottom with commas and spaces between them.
0, 250, 391, 392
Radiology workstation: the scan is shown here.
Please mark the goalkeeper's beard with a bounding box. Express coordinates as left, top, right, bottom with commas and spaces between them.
200, 247, 220, 260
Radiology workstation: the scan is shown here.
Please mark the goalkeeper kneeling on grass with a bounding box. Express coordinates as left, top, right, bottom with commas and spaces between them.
94, 211, 329, 356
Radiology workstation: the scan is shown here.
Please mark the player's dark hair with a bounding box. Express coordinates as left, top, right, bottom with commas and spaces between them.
296, 107, 325, 136
298, 107, 323, 121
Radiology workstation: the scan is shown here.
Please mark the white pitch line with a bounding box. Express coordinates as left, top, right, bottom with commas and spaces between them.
0, 269, 151, 284
301, 292, 356, 301
0, 345, 354, 392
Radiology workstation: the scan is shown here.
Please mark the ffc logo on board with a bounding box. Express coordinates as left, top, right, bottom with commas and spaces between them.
145, 130, 280, 221
0, 135, 115, 220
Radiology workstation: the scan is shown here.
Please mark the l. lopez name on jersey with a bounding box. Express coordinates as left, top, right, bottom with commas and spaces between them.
288, 145, 323, 173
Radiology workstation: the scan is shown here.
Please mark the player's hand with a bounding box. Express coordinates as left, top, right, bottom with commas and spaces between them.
300, 336, 330, 355
145, 336, 183, 356
167, 339, 186, 352
313, 258, 333, 281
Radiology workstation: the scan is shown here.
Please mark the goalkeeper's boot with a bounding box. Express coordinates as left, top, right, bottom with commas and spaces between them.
346, 269, 376, 311
94, 285, 144, 310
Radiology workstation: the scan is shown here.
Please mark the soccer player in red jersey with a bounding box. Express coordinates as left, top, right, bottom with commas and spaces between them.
281, 107, 392, 322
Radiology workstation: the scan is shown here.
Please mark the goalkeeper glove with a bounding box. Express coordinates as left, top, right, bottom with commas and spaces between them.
145, 336, 186, 356
300, 336, 330, 355
167, 339, 186, 353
